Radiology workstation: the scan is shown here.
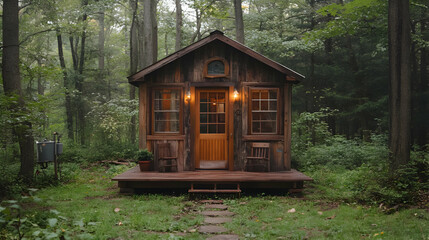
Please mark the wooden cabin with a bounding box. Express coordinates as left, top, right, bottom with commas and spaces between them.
113, 31, 312, 193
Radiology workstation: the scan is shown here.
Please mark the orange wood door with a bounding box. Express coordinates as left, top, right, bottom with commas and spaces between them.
196, 89, 229, 169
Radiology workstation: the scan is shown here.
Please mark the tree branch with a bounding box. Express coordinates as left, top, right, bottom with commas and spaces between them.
19, 28, 55, 46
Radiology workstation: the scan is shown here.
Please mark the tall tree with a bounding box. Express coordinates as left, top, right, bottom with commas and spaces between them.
234, 0, 245, 44
175, 0, 183, 51
143, 0, 158, 66
56, 30, 74, 141
129, 0, 139, 144
2, 0, 35, 182
388, 0, 411, 171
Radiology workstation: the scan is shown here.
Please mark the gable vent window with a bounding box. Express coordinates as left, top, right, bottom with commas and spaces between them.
204, 58, 229, 78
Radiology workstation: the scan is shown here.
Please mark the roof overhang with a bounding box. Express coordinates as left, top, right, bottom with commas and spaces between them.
128, 30, 305, 86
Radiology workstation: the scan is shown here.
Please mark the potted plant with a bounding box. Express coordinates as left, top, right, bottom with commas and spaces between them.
135, 149, 153, 171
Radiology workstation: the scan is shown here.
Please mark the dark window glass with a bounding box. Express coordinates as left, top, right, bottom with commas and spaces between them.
199, 91, 226, 134
154, 89, 180, 133
251, 89, 278, 134
207, 60, 225, 75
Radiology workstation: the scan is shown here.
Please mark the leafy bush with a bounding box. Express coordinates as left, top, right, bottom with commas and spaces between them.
346, 153, 429, 206
295, 135, 388, 170
135, 149, 153, 162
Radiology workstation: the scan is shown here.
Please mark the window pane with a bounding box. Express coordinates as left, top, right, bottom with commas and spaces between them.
252, 122, 261, 133
269, 100, 277, 111
209, 102, 217, 112
200, 124, 207, 133
154, 89, 180, 133
261, 100, 268, 110
251, 89, 278, 134
218, 93, 225, 103
218, 124, 225, 133
200, 92, 208, 102
252, 91, 259, 99
208, 114, 217, 123
207, 60, 225, 75
252, 112, 261, 121
269, 90, 277, 99
208, 124, 217, 133
200, 114, 207, 123
261, 121, 276, 133
252, 100, 259, 111
200, 103, 207, 112
217, 103, 225, 113
218, 114, 225, 123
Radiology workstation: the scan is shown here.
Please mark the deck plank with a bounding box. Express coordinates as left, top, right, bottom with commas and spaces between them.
112, 166, 313, 182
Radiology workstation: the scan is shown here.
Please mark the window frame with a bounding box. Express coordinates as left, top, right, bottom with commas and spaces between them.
151, 87, 183, 135
249, 87, 280, 135
203, 57, 229, 78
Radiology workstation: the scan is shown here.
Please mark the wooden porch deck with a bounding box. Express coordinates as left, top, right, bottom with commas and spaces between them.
112, 167, 313, 193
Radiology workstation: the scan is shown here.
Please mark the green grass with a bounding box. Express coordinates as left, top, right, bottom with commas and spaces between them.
1, 163, 428, 239
224, 196, 428, 239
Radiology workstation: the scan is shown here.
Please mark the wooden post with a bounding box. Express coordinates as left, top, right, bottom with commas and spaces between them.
229, 86, 235, 170
139, 83, 147, 149
284, 83, 292, 170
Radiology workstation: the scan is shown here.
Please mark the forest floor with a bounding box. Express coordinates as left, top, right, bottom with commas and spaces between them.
1, 163, 428, 239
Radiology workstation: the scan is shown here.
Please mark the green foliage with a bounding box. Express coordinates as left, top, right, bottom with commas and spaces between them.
86, 97, 138, 144
135, 149, 154, 162
59, 142, 138, 163
346, 153, 429, 206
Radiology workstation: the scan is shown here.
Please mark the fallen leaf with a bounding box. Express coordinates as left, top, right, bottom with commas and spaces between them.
189, 229, 197, 233
114, 208, 120, 213
325, 215, 336, 220
287, 208, 296, 213
318, 211, 323, 215
276, 217, 282, 221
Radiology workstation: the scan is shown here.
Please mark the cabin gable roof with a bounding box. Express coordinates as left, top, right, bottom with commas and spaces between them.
128, 30, 304, 86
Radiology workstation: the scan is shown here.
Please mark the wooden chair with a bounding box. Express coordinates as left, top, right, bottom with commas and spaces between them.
245, 143, 270, 172
157, 143, 178, 172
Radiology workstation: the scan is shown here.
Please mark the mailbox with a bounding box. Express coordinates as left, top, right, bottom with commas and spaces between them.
36, 141, 55, 163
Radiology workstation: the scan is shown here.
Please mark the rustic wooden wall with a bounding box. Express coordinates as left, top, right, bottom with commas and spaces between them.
138, 39, 293, 171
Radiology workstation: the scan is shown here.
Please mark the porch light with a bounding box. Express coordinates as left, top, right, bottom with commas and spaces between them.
233, 89, 239, 100
186, 90, 191, 102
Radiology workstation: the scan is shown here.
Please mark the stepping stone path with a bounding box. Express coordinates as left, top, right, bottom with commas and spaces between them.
198, 200, 239, 240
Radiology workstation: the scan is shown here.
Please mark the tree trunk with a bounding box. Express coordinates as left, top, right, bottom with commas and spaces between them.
143, 0, 158, 67
388, 0, 411, 171
2, 0, 35, 182
98, 6, 106, 98
57, 31, 74, 141
234, 0, 245, 44
417, 12, 428, 146
191, 9, 201, 43
175, 0, 182, 51
76, 0, 89, 145
164, 32, 169, 56
129, 0, 139, 144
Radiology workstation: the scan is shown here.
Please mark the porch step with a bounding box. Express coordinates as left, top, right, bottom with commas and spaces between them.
188, 183, 241, 194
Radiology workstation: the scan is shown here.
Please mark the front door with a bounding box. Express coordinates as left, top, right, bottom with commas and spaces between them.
195, 88, 229, 169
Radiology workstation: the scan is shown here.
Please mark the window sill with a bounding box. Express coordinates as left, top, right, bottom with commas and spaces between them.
147, 135, 185, 141
242, 135, 284, 141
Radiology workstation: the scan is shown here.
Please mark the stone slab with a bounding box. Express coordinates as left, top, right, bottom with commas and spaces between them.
206, 235, 239, 240
201, 211, 235, 217
198, 225, 227, 234
204, 217, 232, 224
200, 200, 224, 204
205, 204, 228, 210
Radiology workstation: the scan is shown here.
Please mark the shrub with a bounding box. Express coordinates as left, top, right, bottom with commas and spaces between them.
135, 149, 153, 162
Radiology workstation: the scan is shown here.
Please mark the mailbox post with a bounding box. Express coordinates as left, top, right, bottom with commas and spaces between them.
36, 132, 63, 179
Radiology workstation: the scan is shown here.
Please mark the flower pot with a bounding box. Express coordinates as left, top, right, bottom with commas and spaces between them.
138, 161, 151, 171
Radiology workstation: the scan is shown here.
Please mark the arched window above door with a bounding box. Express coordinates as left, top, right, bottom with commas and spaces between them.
204, 57, 229, 78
